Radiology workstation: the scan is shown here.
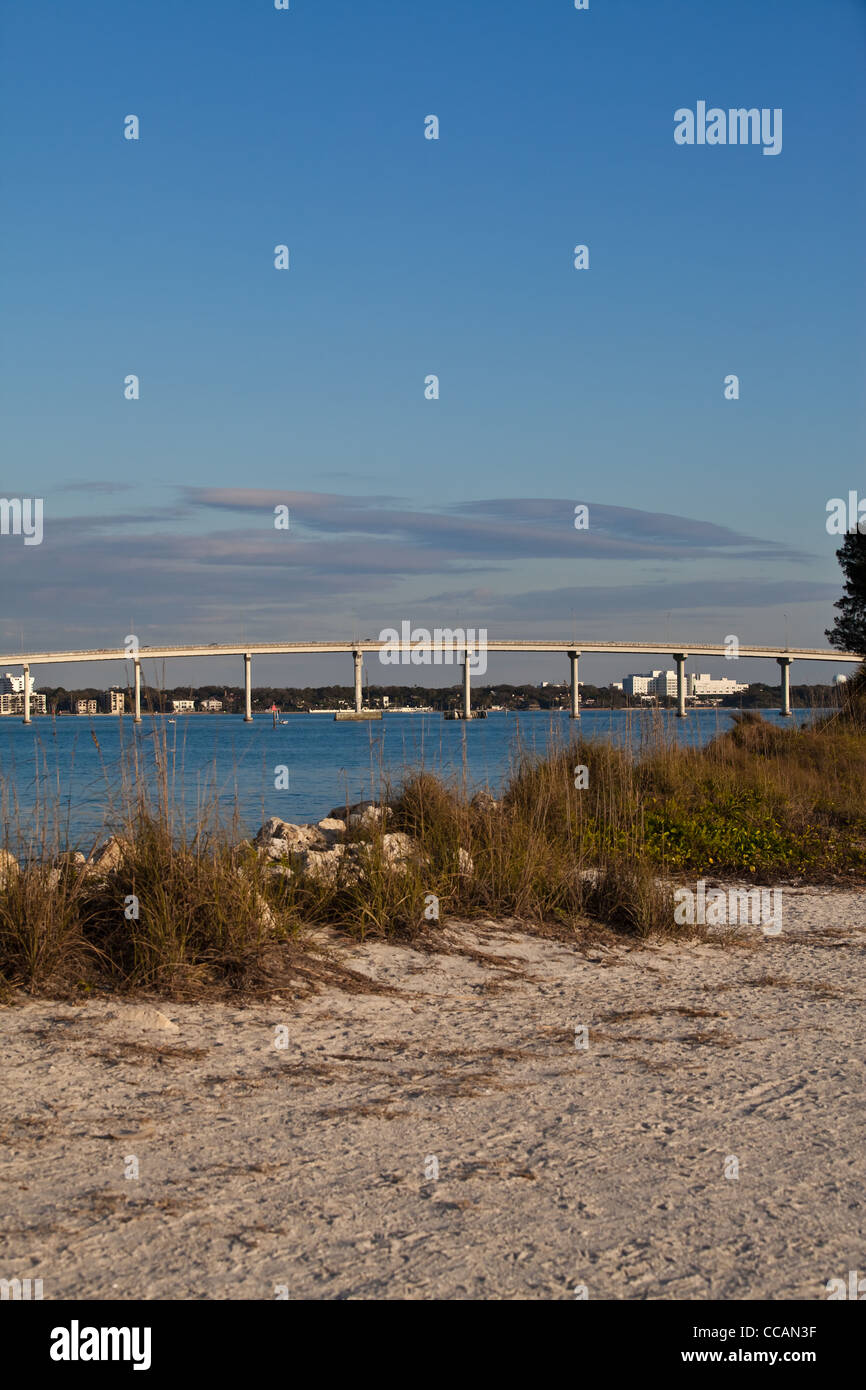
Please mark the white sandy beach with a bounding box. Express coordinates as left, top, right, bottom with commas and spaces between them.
1, 886, 865, 1301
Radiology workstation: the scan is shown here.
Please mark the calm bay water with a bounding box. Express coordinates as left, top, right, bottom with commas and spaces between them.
0, 708, 820, 853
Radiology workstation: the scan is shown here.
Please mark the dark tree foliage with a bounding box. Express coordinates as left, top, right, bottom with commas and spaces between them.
826, 530, 866, 656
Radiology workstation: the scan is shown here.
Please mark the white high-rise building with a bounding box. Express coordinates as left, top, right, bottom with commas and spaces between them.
2, 671, 35, 696
649, 671, 679, 697
621, 670, 663, 696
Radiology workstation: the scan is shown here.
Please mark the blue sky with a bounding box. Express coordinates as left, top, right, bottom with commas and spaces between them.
1, 0, 864, 689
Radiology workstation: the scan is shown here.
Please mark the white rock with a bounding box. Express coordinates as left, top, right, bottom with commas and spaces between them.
328, 799, 383, 820
347, 804, 392, 833
458, 847, 474, 875
380, 832, 417, 866
253, 892, 277, 931
301, 846, 347, 884
86, 836, 129, 875
254, 819, 327, 856
262, 862, 293, 881
297, 845, 364, 885
260, 837, 293, 862
0, 849, 20, 888
316, 817, 346, 844
256, 817, 290, 840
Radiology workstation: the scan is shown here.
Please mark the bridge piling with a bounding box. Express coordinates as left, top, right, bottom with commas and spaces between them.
777, 656, 793, 716
463, 652, 471, 719
22, 663, 30, 724
673, 653, 688, 718
353, 650, 363, 713
133, 660, 142, 724
568, 650, 580, 719
243, 653, 252, 722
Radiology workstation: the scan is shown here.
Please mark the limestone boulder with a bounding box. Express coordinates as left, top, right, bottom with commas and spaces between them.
261, 862, 293, 882
297, 844, 362, 886
254, 818, 328, 860
53, 851, 87, 869
379, 832, 418, 870
348, 805, 393, 834
328, 801, 392, 833
328, 799, 376, 819
316, 817, 346, 844
457, 847, 474, 876
86, 836, 130, 875
253, 891, 277, 932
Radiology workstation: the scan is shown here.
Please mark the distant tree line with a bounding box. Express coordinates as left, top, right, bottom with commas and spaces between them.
34, 681, 845, 714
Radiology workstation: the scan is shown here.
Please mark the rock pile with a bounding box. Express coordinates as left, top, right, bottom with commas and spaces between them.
250, 803, 429, 883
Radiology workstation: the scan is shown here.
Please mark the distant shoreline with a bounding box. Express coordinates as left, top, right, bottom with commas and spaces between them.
0, 705, 836, 719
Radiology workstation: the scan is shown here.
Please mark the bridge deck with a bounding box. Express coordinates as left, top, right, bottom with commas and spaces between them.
0, 640, 859, 665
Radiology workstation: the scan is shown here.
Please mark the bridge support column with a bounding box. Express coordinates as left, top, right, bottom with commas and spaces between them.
568, 650, 580, 719
777, 656, 793, 716
133, 660, 142, 724
463, 652, 472, 719
22, 663, 31, 724
353, 650, 363, 713
243, 653, 253, 721
673, 653, 687, 718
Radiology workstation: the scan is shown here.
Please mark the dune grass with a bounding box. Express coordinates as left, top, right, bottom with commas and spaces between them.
1, 683, 865, 996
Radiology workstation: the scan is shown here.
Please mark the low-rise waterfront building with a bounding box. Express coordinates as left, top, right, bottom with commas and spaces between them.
619, 669, 749, 701
1, 691, 47, 716
688, 673, 748, 697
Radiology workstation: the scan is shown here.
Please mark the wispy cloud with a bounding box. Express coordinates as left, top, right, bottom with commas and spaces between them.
55, 481, 136, 496
0, 486, 827, 652
181, 488, 808, 562
422, 579, 839, 620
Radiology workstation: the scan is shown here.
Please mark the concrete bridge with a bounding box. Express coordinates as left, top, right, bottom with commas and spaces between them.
1, 639, 860, 724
